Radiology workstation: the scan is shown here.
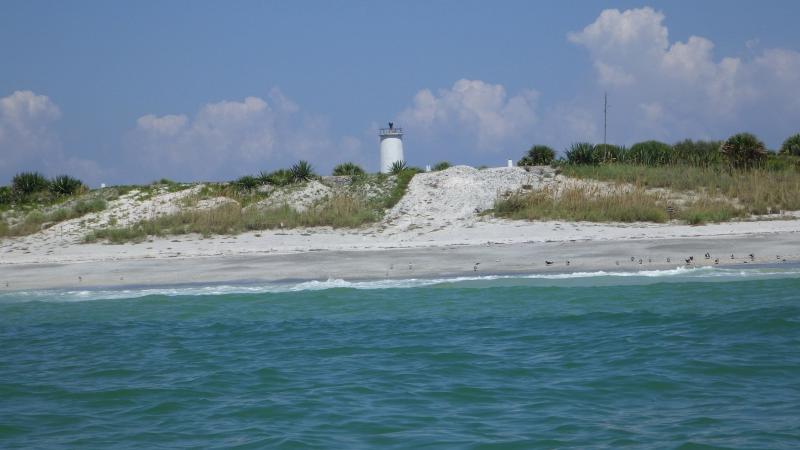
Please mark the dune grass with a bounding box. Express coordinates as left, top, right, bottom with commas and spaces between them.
561, 164, 800, 215
84, 195, 380, 244
0, 197, 107, 238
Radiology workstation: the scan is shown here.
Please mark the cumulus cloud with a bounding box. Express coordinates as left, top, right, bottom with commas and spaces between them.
568, 7, 800, 144
0, 91, 62, 172
127, 89, 361, 180
398, 79, 539, 150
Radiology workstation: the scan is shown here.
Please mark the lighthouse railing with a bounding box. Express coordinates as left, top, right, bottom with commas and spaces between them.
379, 127, 403, 136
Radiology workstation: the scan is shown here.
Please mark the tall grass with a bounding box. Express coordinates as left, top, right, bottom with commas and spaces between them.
561, 164, 800, 215
0, 198, 106, 238
494, 186, 669, 223
84, 195, 379, 244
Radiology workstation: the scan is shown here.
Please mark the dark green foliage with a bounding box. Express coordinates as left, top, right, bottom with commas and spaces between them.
389, 160, 408, 175
0, 186, 12, 205
721, 133, 767, 169
256, 171, 272, 185
332, 162, 365, 176
594, 144, 625, 164
383, 168, 419, 208
291, 160, 315, 182
12, 172, 49, 196
671, 139, 723, 167
49, 175, 85, 196
265, 169, 293, 186
627, 140, 672, 166
233, 175, 259, 191
432, 161, 451, 171
518, 145, 556, 166
565, 143, 598, 165
72, 198, 106, 215
780, 134, 800, 156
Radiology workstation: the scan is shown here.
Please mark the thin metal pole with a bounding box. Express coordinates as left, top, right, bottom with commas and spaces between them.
603, 92, 607, 147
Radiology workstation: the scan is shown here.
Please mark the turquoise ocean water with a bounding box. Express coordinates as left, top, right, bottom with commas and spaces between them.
1, 266, 799, 449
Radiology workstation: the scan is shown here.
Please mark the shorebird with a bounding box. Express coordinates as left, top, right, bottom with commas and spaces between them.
566, 260, 570, 266
545, 260, 554, 266
408, 263, 413, 270
704, 252, 711, 259
631, 256, 635, 262
666, 257, 671, 263
731, 254, 735, 259
685, 258, 693, 265
715, 258, 719, 264
78, 276, 82, 282
638, 259, 643, 265
749, 253, 755, 261
615, 261, 620, 266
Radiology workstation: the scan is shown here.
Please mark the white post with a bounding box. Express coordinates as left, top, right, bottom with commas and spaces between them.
507, 159, 513, 168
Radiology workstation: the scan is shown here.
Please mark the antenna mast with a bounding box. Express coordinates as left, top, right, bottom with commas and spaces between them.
603, 92, 608, 147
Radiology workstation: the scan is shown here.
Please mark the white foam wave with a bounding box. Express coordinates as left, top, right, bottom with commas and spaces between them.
2, 266, 800, 303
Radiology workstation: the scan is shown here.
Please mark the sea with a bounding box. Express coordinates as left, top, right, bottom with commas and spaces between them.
1, 266, 799, 449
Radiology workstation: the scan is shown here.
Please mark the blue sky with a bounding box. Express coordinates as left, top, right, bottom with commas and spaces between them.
2, 1, 800, 185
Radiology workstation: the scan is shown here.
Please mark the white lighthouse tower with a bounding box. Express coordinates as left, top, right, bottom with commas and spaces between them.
379, 122, 404, 174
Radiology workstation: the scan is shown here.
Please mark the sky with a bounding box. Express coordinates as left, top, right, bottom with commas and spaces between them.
2, 1, 800, 185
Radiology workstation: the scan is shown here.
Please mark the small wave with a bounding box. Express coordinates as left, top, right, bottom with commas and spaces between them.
3, 266, 800, 303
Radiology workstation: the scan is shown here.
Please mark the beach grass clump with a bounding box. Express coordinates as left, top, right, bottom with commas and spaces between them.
332, 162, 365, 177
494, 186, 669, 223
0, 197, 107, 238
432, 161, 451, 171
677, 198, 743, 225
84, 194, 380, 243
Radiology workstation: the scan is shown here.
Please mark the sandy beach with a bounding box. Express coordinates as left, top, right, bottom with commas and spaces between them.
2, 166, 800, 291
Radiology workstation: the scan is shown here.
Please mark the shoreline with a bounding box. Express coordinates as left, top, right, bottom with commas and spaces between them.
2, 231, 799, 292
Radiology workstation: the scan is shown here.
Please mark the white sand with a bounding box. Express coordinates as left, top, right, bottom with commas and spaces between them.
2, 166, 800, 290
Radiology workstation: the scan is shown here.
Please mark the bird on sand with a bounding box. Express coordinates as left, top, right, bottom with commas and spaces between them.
545, 260, 554, 266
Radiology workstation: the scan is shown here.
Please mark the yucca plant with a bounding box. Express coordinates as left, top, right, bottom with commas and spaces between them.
49, 175, 85, 196
779, 133, 800, 157
565, 143, 598, 165
721, 133, 767, 169
593, 144, 624, 164
332, 162, 365, 176
233, 175, 259, 191
256, 171, 272, 185
389, 160, 408, 175
291, 160, 315, 182
12, 172, 50, 196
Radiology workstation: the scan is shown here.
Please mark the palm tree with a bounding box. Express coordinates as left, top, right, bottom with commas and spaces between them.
720, 133, 767, 169
779, 134, 800, 156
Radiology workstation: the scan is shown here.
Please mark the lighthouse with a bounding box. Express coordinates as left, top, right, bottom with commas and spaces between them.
379, 122, 404, 174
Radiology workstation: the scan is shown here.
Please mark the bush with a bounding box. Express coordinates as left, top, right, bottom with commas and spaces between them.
12, 172, 49, 196
264, 169, 293, 186
518, 145, 555, 166
332, 162, 365, 176
233, 175, 259, 191
780, 134, 800, 156
565, 143, 598, 165
0, 186, 12, 205
721, 133, 767, 169
432, 161, 451, 171
627, 140, 672, 166
49, 175, 85, 196
389, 160, 408, 175
594, 144, 625, 164
73, 198, 106, 215
672, 139, 723, 167
291, 160, 315, 182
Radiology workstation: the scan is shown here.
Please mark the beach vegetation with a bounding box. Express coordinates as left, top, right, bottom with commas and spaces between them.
12, 172, 50, 196
779, 133, 800, 156
264, 169, 294, 186
233, 175, 259, 191
389, 160, 408, 175
626, 140, 673, 166
432, 161, 452, 171
291, 160, 315, 182
565, 142, 599, 165
49, 175, 86, 197
720, 132, 767, 169
518, 145, 556, 166
333, 162, 366, 177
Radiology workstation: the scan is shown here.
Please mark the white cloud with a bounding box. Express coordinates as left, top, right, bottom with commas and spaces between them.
398, 79, 539, 150
0, 90, 62, 172
567, 7, 800, 145
127, 89, 362, 180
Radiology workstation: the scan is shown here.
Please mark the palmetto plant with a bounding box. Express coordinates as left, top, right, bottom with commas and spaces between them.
565, 143, 598, 165
291, 160, 315, 182
49, 175, 85, 196
233, 175, 259, 191
332, 162, 365, 176
12, 172, 50, 196
779, 134, 800, 157
720, 133, 767, 169
389, 160, 408, 175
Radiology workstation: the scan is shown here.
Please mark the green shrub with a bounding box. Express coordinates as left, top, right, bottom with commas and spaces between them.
672, 139, 723, 167
0, 186, 12, 205
264, 169, 293, 186
73, 198, 106, 215
49, 175, 85, 196
432, 161, 451, 171
721, 133, 767, 169
627, 140, 672, 166
518, 145, 556, 166
332, 162, 365, 176
780, 134, 800, 156
594, 144, 625, 164
233, 175, 259, 191
12, 172, 50, 196
291, 160, 315, 182
389, 160, 408, 175
565, 143, 598, 165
